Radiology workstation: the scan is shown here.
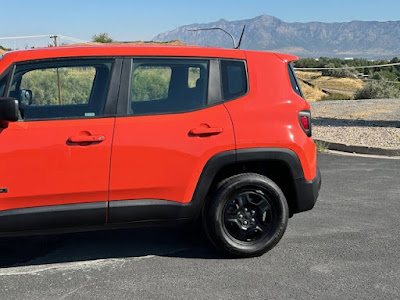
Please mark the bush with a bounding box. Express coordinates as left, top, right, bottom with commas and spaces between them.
372, 70, 398, 81
321, 63, 357, 78
354, 80, 400, 99
92, 33, 113, 43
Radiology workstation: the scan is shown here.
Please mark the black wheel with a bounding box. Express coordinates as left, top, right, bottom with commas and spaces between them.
203, 173, 289, 257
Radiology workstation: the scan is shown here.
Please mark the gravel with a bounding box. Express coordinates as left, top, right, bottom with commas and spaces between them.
310, 99, 400, 149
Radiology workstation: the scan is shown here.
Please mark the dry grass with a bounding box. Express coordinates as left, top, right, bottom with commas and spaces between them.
296, 71, 364, 92
296, 70, 364, 101
295, 71, 322, 80
299, 81, 326, 102
313, 76, 364, 91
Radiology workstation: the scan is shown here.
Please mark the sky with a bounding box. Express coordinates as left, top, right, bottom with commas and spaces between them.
1, 0, 400, 46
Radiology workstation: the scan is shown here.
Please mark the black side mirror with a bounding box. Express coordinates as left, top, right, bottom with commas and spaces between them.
9, 89, 33, 105
20, 89, 33, 105
0, 97, 19, 123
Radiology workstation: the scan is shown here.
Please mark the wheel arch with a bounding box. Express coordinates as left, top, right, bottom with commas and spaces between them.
190, 148, 305, 218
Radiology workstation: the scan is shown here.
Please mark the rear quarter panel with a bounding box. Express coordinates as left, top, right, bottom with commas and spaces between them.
224, 51, 317, 180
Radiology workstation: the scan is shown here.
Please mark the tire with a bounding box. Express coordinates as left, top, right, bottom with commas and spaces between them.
203, 173, 289, 257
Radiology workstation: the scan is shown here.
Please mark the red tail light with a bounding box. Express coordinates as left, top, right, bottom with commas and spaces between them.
299, 111, 312, 137
300, 115, 309, 130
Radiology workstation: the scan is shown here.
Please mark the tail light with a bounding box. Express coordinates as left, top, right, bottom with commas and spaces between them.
299, 111, 312, 137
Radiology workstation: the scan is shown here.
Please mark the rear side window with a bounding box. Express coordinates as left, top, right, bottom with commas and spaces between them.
288, 63, 303, 97
10, 59, 113, 120
221, 60, 248, 100
130, 59, 209, 115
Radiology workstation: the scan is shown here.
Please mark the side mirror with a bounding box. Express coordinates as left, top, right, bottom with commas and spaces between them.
0, 97, 19, 125
9, 89, 33, 105
20, 89, 33, 105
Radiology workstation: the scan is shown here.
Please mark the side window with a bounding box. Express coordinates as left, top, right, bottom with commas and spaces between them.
288, 63, 303, 97
221, 60, 248, 100
10, 59, 113, 120
130, 59, 209, 115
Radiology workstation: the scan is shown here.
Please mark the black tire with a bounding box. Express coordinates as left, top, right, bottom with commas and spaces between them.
203, 173, 289, 257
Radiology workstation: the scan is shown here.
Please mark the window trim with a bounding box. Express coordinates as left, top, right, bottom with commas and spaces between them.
3, 57, 122, 122
0, 65, 15, 97
220, 58, 249, 101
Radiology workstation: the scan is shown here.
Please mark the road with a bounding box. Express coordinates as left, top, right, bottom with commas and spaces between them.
0, 153, 399, 300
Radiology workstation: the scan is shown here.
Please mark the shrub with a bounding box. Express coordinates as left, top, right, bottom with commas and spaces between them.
92, 33, 113, 43
354, 80, 400, 99
372, 70, 398, 81
322, 63, 357, 78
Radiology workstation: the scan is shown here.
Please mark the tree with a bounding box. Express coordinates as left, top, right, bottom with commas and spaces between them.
92, 33, 113, 43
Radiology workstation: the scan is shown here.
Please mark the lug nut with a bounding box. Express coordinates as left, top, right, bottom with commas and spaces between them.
243, 220, 248, 225
251, 218, 255, 222
244, 208, 248, 212
251, 210, 255, 215
239, 214, 243, 219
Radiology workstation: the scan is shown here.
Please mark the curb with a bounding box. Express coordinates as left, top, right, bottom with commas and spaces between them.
314, 139, 400, 157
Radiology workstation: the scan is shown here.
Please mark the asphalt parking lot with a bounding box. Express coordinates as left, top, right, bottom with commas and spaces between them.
0, 153, 399, 300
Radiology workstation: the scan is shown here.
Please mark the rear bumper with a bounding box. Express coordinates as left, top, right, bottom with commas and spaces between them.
293, 167, 321, 213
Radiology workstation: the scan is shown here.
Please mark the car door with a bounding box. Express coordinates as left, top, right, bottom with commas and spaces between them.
108, 58, 235, 223
0, 58, 121, 232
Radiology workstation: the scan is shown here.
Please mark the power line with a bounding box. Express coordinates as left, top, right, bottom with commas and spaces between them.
295, 62, 400, 70
57, 35, 87, 44
0, 34, 53, 40
0, 34, 87, 44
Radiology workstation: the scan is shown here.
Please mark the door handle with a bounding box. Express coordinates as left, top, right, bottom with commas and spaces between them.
68, 134, 105, 143
190, 126, 223, 136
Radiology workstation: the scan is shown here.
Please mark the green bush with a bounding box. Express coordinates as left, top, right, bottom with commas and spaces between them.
131, 68, 171, 101
92, 33, 113, 43
372, 70, 398, 81
354, 80, 400, 99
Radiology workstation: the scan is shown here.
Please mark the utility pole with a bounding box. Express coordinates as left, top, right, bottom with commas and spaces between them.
50, 35, 63, 105
50, 34, 58, 47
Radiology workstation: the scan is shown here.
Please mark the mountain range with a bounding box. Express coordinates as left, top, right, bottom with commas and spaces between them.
153, 15, 400, 58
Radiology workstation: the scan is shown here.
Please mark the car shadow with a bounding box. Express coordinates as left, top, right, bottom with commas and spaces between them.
313, 117, 400, 128
0, 227, 227, 268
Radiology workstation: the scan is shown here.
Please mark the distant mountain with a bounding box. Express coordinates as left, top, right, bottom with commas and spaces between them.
153, 15, 400, 58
